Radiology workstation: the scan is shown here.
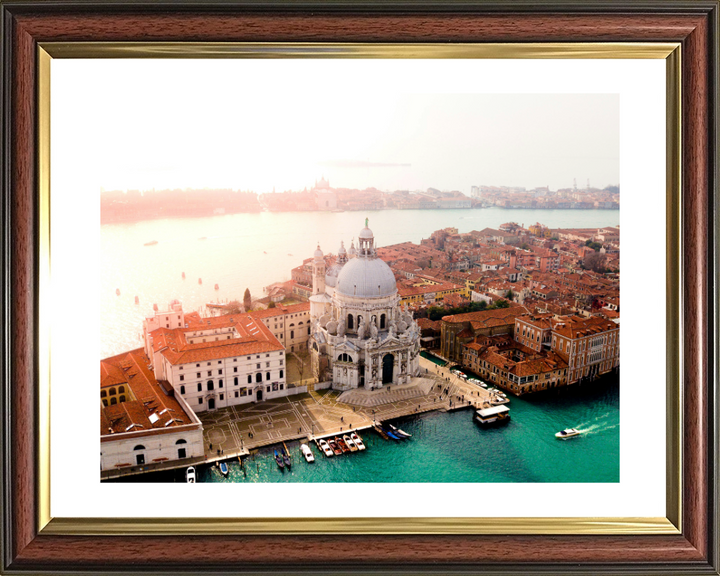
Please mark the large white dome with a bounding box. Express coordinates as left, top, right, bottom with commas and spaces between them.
335, 257, 397, 298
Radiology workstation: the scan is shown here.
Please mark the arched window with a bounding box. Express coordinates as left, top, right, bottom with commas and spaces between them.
290, 330, 294, 339
118, 386, 125, 393
347, 314, 354, 330
289, 323, 295, 327
175, 439, 187, 445
247, 375, 252, 384
134, 445, 145, 451
100, 390, 107, 398
279, 369, 284, 378
357, 315, 363, 327
180, 385, 185, 394
380, 314, 386, 329
119, 395, 125, 402
207, 380, 214, 391
255, 373, 262, 383
219, 379, 223, 388
197, 383, 202, 392
109, 387, 116, 395
102, 399, 108, 407
110, 397, 117, 405
298, 321, 303, 325
266, 372, 271, 380
234, 377, 238, 386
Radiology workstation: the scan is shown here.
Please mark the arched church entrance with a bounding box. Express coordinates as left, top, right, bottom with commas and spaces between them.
382, 354, 394, 384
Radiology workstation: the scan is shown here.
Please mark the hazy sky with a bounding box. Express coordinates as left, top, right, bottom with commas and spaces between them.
53, 59, 619, 194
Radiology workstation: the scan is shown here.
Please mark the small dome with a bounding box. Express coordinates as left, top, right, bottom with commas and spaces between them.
359, 227, 373, 239
314, 244, 324, 261
336, 257, 397, 298
338, 241, 347, 256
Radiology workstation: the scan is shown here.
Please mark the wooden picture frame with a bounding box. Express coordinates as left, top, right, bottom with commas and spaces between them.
1, 1, 717, 573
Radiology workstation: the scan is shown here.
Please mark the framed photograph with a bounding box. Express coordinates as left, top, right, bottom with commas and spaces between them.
1, 1, 717, 574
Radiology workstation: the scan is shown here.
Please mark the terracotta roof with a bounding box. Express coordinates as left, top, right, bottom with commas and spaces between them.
100, 348, 196, 438
442, 305, 529, 325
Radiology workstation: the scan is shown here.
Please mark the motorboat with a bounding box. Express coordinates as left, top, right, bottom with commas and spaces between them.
317, 438, 334, 457
300, 443, 315, 463
217, 461, 229, 477
490, 393, 510, 405
388, 423, 412, 438
343, 434, 358, 452
474, 405, 511, 426
186, 466, 196, 483
350, 432, 366, 450
274, 450, 285, 469
328, 439, 343, 456
336, 437, 351, 453
555, 428, 581, 439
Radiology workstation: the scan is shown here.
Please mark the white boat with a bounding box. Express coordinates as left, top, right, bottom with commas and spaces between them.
186, 466, 196, 483
300, 443, 315, 462
217, 461, 229, 477
490, 394, 510, 405
350, 432, 366, 450
343, 435, 358, 452
474, 405, 511, 426
555, 428, 581, 439
317, 438, 334, 457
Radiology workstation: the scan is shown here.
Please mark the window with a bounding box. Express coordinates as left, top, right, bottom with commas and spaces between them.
256, 364, 260, 369
198, 397, 203, 404
207, 370, 212, 376
248, 375, 252, 384
290, 330, 294, 339
118, 385, 125, 393
219, 369, 223, 375
196, 364, 200, 367
109, 387, 116, 395
266, 354, 270, 357
256, 373, 262, 383
119, 395, 125, 402
220, 394, 224, 400
266, 372, 271, 380
102, 399, 108, 407
196, 372, 200, 378
266, 386, 270, 392
280, 359, 283, 365
110, 397, 117, 405
233, 367, 238, 373
279, 369, 284, 378
219, 379, 223, 388
180, 385, 185, 394
266, 362, 270, 368
207, 381, 214, 391
207, 362, 211, 366
234, 377, 238, 386
179, 375, 184, 381
347, 314, 354, 330
134, 445, 145, 451
380, 313, 386, 329
280, 384, 284, 390
100, 390, 107, 398
235, 391, 239, 398
197, 383, 202, 392
307, 327, 310, 335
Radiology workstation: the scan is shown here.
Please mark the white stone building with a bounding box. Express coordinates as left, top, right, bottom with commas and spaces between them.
309, 220, 421, 391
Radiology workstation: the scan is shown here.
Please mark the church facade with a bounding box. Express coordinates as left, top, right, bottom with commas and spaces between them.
308, 220, 421, 391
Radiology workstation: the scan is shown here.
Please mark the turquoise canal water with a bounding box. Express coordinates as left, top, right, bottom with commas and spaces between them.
125, 376, 618, 484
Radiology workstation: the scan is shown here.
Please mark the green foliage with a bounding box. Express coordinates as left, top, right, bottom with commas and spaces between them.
506, 289, 515, 302
268, 301, 276, 308
490, 299, 510, 309
243, 288, 252, 310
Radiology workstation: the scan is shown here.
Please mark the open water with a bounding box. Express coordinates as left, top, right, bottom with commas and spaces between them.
101, 207, 618, 359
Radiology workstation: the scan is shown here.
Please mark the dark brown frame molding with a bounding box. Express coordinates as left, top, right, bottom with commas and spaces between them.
1, 1, 718, 574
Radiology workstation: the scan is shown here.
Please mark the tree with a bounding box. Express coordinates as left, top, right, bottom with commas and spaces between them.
243, 288, 252, 311
583, 251, 607, 273
268, 301, 276, 308
223, 300, 243, 314
506, 289, 515, 302
490, 299, 510, 309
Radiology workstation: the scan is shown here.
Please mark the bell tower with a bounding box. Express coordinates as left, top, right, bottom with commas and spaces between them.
312, 244, 326, 295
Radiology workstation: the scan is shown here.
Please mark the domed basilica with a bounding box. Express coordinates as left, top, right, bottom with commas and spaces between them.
308, 220, 421, 391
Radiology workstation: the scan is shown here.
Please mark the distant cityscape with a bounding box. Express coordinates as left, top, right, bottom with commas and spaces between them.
100, 177, 620, 224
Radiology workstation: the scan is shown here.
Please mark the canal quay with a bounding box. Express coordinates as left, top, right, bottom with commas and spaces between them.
198, 355, 490, 465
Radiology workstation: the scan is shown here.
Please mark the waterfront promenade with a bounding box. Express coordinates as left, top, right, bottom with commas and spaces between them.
102, 356, 493, 479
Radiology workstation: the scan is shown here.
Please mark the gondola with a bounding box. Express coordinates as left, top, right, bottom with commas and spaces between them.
388, 423, 412, 438
274, 450, 285, 469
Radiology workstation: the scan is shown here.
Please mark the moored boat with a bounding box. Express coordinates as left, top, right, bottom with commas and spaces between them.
186, 466, 196, 483
300, 443, 315, 462
317, 439, 334, 457
343, 434, 358, 452
373, 425, 389, 440
217, 461, 229, 477
555, 428, 581, 439
328, 439, 343, 456
384, 428, 402, 441
274, 449, 285, 469
336, 437, 351, 453
474, 405, 511, 426
388, 423, 412, 438
350, 432, 366, 450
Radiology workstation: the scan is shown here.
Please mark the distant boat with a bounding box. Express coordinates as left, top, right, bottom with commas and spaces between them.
134, 296, 139, 304
182, 272, 186, 279
115, 288, 120, 296
198, 278, 202, 285
287, 253, 293, 256
217, 461, 229, 477
555, 428, 581, 439
474, 405, 511, 426
263, 251, 267, 254
214, 284, 219, 290
198, 237, 207, 240
388, 423, 412, 438
144, 240, 158, 246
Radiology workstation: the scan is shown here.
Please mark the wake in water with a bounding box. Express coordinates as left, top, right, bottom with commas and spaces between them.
573, 412, 619, 436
